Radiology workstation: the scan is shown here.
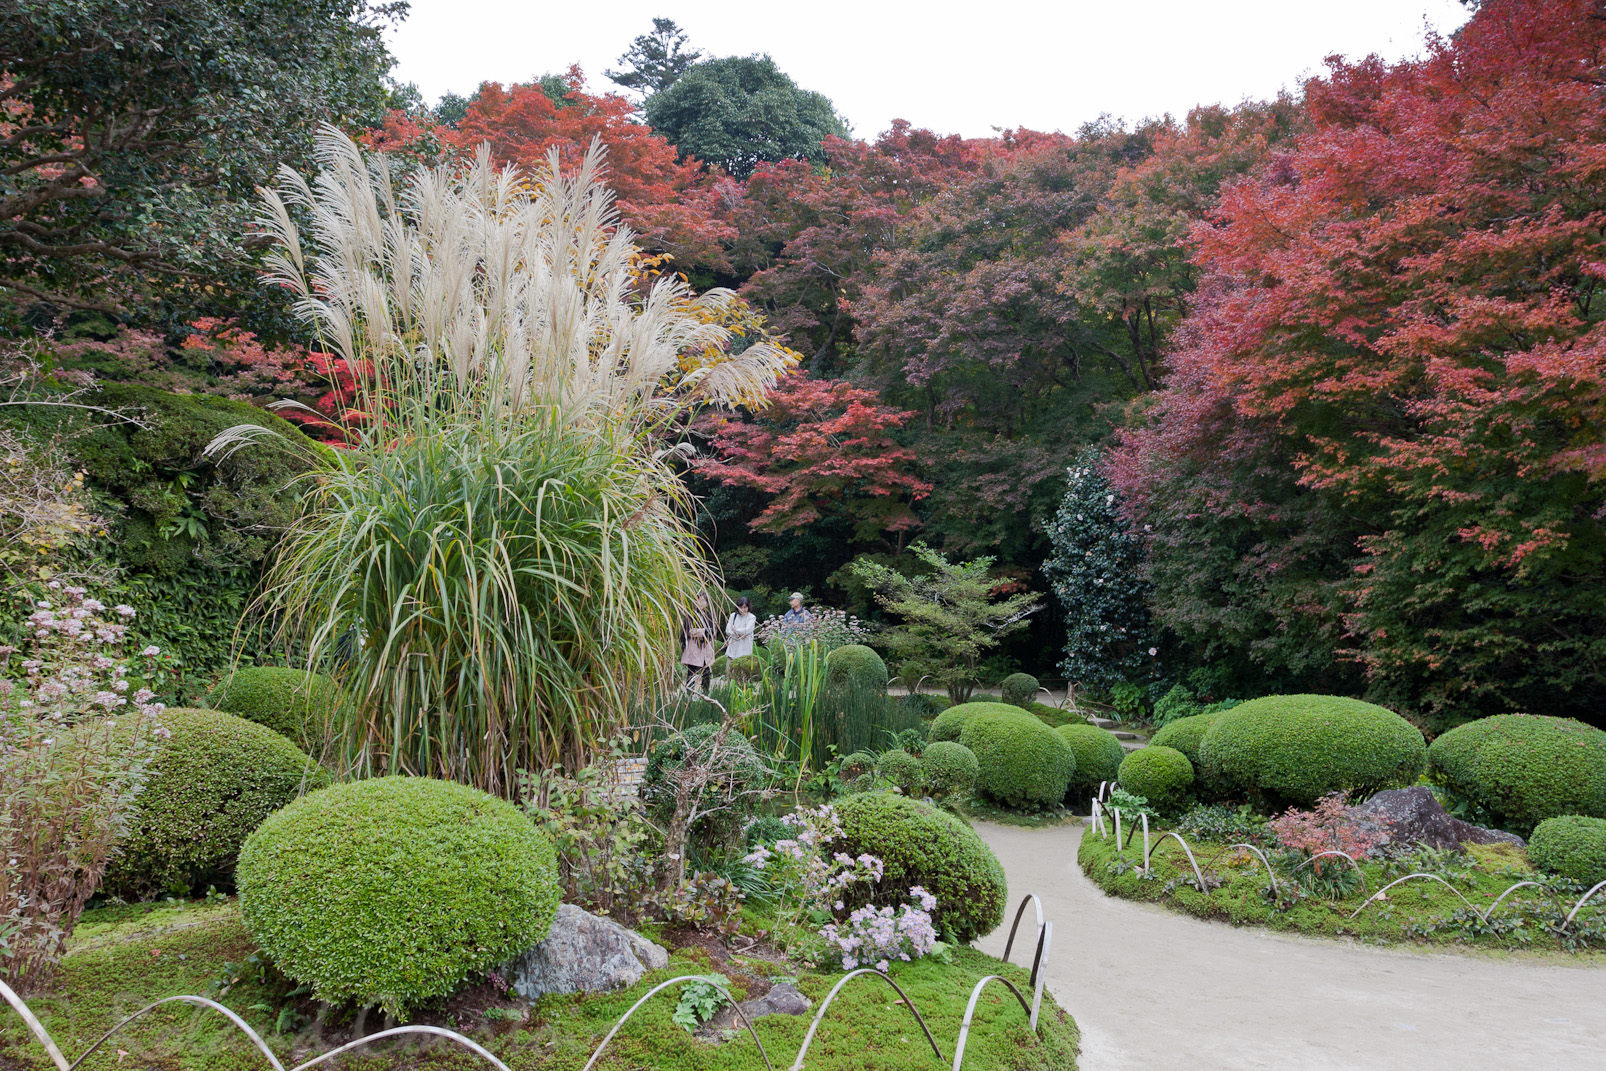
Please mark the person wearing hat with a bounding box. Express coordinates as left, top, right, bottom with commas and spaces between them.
781, 592, 814, 629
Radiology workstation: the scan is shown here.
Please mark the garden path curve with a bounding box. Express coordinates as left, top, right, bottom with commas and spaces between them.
973, 822, 1606, 1071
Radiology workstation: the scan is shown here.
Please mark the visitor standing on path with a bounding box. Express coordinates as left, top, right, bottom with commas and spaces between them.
725, 596, 756, 660
680, 591, 717, 691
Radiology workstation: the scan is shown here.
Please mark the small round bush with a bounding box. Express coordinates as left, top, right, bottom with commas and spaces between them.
743, 814, 792, 848
1151, 710, 1229, 800
959, 710, 1075, 809
1057, 723, 1126, 805
102, 708, 326, 900
1118, 746, 1195, 815
1200, 694, 1427, 809
1429, 715, 1606, 835
877, 748, 922, 793
999, 673, 1040, 708
830, 791, 1006, 942
642, 723, 768, 855
826, 644, 889, 691
839, 750, 878, 780
237, 777, 559, 1019
207, 666, 343, 750
930, 701, 1023, 743
728, 654, 764, 683
920, 741, 979, 799
1528, 816, 1606, 885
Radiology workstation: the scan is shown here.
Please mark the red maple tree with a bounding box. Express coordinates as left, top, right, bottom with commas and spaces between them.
697, 371, 932, 545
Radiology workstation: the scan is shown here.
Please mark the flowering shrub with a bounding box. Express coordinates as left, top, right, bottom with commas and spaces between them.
818, 886, 940, 971
742, 804, 883, 933
1269, 792, 1388, 897
1, 584, 166, 986
757, 607, 870, 652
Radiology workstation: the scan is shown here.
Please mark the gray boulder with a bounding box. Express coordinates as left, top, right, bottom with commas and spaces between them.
698, 983, 812, 1039
504, 903, 669, 1001
1349, 786, 1524, 849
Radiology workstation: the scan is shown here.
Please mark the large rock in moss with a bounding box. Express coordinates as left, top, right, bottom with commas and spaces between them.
1350, 787, 1524, 850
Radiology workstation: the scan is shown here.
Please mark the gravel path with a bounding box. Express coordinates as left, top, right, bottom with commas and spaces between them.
972, 821, 1606, 1071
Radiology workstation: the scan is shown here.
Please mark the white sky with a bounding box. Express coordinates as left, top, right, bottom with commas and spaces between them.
386, 1, 1472, 141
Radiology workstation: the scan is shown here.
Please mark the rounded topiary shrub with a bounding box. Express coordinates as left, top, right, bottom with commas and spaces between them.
1056, 723, 1126, 805
207, 666, 343, 750
930, 701, 1023, 743
839, 750, 878, 781
959, 710, 1075, 810
1150, 710, 1229, 800
1118, 746, 1195, 815
877, 748, 922, 793
830, 791, 1006, 942
101, 708, 326, 900
1200, 694, 1426, 809
999, 673, 1040, 708
920, 741, 979, 799
642, 723, 768, 855
728, 654, 765, 683
1428, 715, 1606, 835
825, 644, 889, 691
237, 776, 559, 1019
1528, 816, 1606, 885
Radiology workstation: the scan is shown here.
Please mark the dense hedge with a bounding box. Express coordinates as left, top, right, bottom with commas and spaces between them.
1056, 723, 1126, 805
1150, 711, 1228, 800
826, 644, 889, 691
920, 741, 979, 799
931, 701, 1022, 743
1200, 694, 1426, 808
830, 792, 1007, 942
1429, 715, 1606, 834
1528, 816, 1606, 885
207, 666, 342, 750
999, 673, 1040, 707
1118, 746, 1194, 815
101, 708, 325, 899
959, 710, 1075, 809
900, 692, 954, 719
237, 777, 559, 1018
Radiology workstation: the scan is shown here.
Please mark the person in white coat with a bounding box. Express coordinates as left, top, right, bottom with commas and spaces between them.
725, 596, 757, 660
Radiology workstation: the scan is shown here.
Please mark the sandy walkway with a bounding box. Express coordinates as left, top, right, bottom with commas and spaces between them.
973, 822, 1606, 1071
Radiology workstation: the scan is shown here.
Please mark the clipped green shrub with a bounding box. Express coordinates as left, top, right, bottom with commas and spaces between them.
826, 644, 889, 691
1429, 715, 1606, 834
876, 748, 922, 793
930, 701, 1022, 743
1528, 816, 1606, 885
920, 741, 979, 799
642, 723, 768, 856
1150, 710, 1230, 800
237, 776, 559, 1018
1057, 723, 1126, 805
1200, 694, 1426, 809
728, 654, 765, 683
839, 750, 878, 781
1025, 701, 1080, 728
831, 791, 1006, 942
207, 666, 343, 750
959, 710, 1075, 809
1118, 746, 1194, 815
900, 692, 953, 719
101, 708, 325, 900
999, 673, 1040, 708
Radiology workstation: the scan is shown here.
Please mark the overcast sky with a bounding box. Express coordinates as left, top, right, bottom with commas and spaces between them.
386, 1, 1472, 141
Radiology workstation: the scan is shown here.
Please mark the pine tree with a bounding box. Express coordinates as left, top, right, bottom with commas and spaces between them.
1044, 450, 1160, 689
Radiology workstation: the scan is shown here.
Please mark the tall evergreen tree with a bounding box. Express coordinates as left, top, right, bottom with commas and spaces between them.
1044, 450, 1160, 689
606, 17, 702, 96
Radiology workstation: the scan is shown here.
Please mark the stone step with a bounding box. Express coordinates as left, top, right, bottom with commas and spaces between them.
1120, 740, 1145, 751
1111, 730, 1141, 740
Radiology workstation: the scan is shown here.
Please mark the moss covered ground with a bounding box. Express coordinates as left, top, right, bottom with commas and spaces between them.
1078, 828, 1606, 955
3, 900, 1078, 1071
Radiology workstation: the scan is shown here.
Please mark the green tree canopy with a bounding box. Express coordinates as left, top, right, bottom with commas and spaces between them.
606, 17, 702, 96
0, 0, 401, 321
644, 55, 848, 179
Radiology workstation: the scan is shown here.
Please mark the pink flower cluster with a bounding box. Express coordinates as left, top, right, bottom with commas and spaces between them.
743, 805, 885, 927
818, 886, 940, 971
2, 584, 165, 726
